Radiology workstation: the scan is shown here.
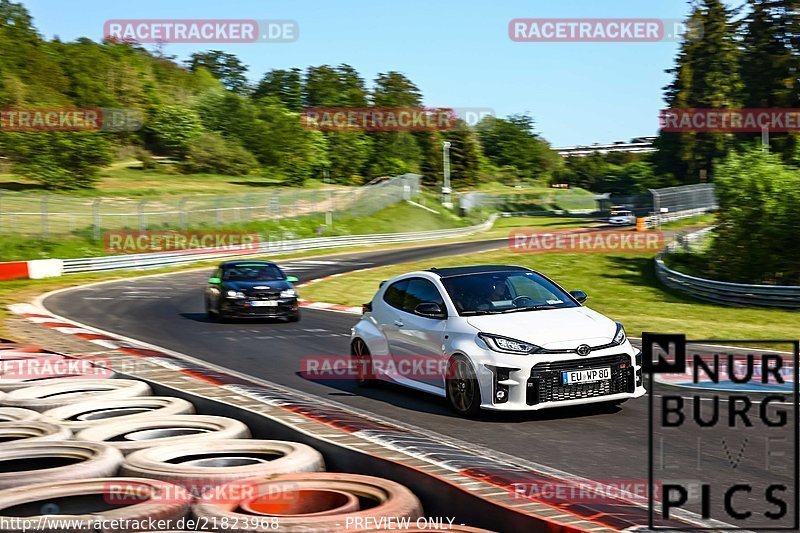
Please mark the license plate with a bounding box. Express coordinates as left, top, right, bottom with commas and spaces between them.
250, 300, 278, 307
562, 367, 611, 385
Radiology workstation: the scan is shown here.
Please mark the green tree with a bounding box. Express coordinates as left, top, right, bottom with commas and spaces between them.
183, 132, 258, 175
477, 114, 558, 181
655, 1, 742, 182
145, 105, 203, 157
5, 132, 112, 189
187, 51, 249, 93
253, 68, 303, 111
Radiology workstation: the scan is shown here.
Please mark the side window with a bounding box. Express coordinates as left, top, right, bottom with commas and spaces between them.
382, 279, 409, 310
403, 278, 444, 314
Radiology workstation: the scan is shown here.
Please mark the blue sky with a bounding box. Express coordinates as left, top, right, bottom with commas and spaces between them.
23, 0, 701, 146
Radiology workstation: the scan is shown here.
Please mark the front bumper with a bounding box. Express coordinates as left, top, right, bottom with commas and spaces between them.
221, 298, 299, 317
473, 346, 645, 411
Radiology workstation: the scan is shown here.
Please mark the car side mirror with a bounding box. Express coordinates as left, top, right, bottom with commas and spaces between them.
285, 276, 299, 283
570, 290, 588, 303
415, 302, 447, 319
208, 277, 221, 284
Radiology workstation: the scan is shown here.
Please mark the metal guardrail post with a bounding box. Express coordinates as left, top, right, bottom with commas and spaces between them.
215, 196, 222, 225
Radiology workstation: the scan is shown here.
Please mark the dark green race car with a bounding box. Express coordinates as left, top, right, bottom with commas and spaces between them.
205, 260, 300, 322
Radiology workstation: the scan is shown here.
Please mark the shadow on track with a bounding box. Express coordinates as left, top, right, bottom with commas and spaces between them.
296, 372, 624, 422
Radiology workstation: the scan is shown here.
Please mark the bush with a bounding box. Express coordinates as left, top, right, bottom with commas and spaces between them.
708, 148, 800, 284
5, 132, 112, 189
182, 132, 259, 176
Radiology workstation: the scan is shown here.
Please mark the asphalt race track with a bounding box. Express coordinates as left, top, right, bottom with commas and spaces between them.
44, 237, 796, 524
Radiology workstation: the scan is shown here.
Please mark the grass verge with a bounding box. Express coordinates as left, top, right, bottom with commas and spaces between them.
300, 248, 800, 340
0, 195, 471, 261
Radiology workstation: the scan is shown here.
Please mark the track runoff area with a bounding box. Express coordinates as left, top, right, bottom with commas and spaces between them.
30, 227, 799, 532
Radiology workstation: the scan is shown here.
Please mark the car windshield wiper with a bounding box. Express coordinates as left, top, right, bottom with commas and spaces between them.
498, 305, 555, 314
460, 309, 506, 316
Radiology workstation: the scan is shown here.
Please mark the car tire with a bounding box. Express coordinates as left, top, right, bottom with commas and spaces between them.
206, 297, 218, 321
351, 338, 377, 387
0, 478, 191, 531
0, 407, 40, 422
0, 441, 123, 490
0, 421, 71, 443
1, 378, 152, 412
446, 355, 482, 417
287, 310, 301, 322
75, 415, 251, 455
120, 439, 325, 492
39, 396, 196, 431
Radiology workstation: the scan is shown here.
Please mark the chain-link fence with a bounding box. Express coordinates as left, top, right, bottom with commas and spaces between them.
458, 188, 599, 214
0, 174, 420, 238
649, 183, 718, 225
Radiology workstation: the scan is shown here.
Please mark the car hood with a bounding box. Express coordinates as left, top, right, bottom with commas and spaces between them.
222, 280, 293, 291
465, 306, 617, 350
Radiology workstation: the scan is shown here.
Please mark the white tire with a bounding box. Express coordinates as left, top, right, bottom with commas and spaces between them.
121, 439, 325, 496
75, 415, 251, 455
1, 379, 151, 412
0, 441, 122, 490
0, 407, 39, 422
0, 477, 191, 531
0, 421, 71, 443
40, 397, 195, 431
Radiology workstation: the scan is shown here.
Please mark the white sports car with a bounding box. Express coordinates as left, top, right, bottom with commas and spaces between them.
351, 265, 645, 416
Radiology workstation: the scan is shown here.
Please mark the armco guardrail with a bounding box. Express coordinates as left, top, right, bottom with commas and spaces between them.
59, 215, 499, 275
656, 227, 800, 308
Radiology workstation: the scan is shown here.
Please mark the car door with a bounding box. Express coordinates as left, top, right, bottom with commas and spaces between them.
370, 278, 409, 363
389, 278, 449, 391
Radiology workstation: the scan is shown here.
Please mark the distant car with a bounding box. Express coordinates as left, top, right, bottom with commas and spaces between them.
205, 260, 300, 322
351, 265, 644, 416
608, 210, 636, 226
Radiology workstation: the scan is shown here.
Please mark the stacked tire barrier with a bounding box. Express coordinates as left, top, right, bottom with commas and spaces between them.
0, 339, 494, 532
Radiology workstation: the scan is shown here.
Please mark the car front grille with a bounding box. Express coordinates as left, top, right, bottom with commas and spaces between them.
247, 291, 281, 300
526, 354, 634, 405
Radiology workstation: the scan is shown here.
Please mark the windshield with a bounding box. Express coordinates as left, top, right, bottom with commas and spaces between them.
440, 271, 579, 315
222, 264, 285, 282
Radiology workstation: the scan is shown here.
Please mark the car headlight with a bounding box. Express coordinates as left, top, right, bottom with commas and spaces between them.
280, 289, 297, 298
225, 290, 245, 299
612, 322, 626, 345
479, 333, 542, 355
